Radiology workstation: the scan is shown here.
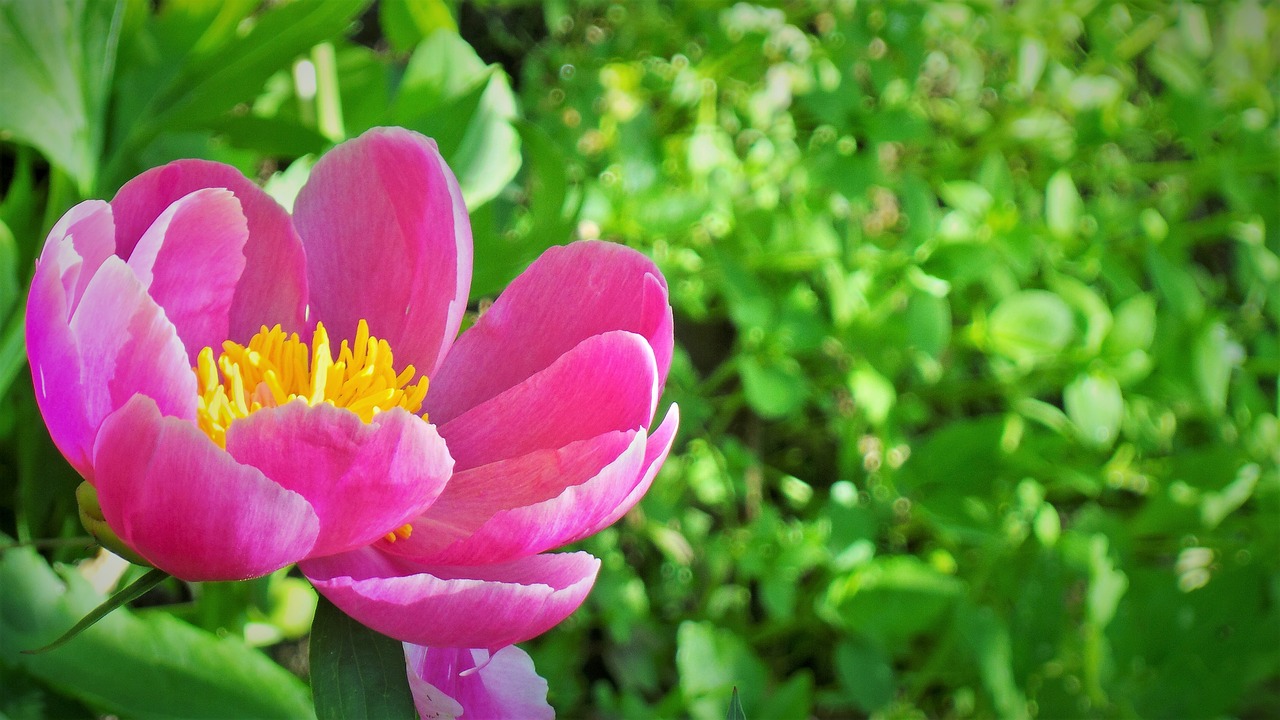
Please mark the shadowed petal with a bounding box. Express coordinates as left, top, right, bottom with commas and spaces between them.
426, 240, 673, 425
93, 396, 319, 581
126, 188, 249, 363
225, 402, 453, 559
301, 548, 600, 649
438, 330, 657, 471
404, 645, 552, 720
294, 127, 471, 376
111, 159, 308, 340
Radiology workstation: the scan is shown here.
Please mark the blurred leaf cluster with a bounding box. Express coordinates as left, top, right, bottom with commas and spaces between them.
1, 0, 1278, 718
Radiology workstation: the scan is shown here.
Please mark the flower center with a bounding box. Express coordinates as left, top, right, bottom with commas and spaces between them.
194, 319, 429, 448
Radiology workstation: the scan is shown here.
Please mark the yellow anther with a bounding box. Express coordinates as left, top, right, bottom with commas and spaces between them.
383, 523, 414, 543
193, 320, 429, 447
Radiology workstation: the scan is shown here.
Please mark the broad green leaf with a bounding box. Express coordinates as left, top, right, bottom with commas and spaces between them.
0, 543, 314, 718
309, 596, 415, 720
390, 30, 521, 208
25, 568, 168, 655
0, 0, 125, 193
986, 290, 1075, 364
380, 0, 457, 52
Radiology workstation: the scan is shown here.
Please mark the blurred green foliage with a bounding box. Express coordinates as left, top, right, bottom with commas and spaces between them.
1, 0, 1278, 718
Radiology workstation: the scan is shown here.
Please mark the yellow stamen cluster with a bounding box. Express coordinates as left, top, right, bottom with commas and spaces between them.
195, 319, 429, 448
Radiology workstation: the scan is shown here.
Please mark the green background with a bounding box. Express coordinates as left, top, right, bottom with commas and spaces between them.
1, 1, 1277, 718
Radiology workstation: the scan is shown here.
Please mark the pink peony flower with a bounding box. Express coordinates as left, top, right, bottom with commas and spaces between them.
27, 127, 678, 710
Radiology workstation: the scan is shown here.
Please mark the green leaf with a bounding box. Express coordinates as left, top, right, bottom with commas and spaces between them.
1064, 371, 1124, 449
390, 30, 520, 208
740, 356, 810, 419
726, 687, 746, 720
986, 290, 1076, 364
310, 595, 416, 720
0, 543, 314, 718
1045, 169, 1082, 242
24, 568, 168, 655
380, 0, 457, 52
676, 622, 767, 720
835, 639, 895, 712
0, 0, 125, 193
1193, 322, 1241, 415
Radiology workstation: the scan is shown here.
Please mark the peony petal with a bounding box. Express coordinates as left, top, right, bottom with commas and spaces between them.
294, 127, 471, 377
27, 248, 94, 475
111, 159, 309, 340
93, 396, 320, 581
225, 402, 453, 559
594, 403, 680, 531
37, 200, 116, 315
426, 240, 673, 425
382, 430, 647, 566
301, 548, 600, 649
126, 188, 249, 363
404, 645, 552, 720
66, 257, 197, 462
438, 330, 657, 471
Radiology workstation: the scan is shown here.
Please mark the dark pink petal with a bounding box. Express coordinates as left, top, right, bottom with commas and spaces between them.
382, 430, 646, 566
37, 200, 116, 315
225, 402, 453, 559
301, 548, 600, 649
426, 240, 673, 425
111, 159, 309, 340
438, 330, 657, 471
294, 127, 472, 376
66, 257, 196, 458
404, 645, 552, 720
93, 396, 319, 581
126, 189, 249, 363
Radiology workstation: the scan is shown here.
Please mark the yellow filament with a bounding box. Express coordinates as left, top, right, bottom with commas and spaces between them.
195, 320, 429, 448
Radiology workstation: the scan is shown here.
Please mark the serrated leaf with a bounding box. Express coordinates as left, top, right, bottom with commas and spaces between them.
309, 596, 416, 720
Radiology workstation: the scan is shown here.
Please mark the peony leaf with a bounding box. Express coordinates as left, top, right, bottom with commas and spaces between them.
310, 596, 416, 720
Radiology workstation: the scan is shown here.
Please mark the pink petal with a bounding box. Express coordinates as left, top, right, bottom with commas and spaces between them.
301, 548, 600, 649
404, 645, 552, 720
426, 240, 673, 425
438, 330, 658, 471
63, 257, 197, 465
27, 248, 94, 475
224, 402, 452, 559
93, 396, 320, 581
595, 404, 680, 530
126, 188, 249, 363
37, 200, 116, 315
111, 159, 309, 340
382, 430, 647, 566
293, 127, 472, 377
